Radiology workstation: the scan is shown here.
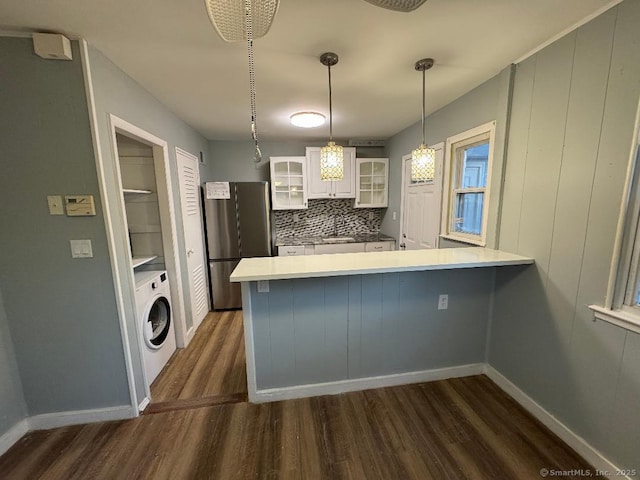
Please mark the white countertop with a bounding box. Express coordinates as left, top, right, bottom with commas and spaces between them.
230, 248, 534, 282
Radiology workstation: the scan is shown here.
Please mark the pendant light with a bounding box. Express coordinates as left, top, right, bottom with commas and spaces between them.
411, 58, 436, 182
363, 0, 428, 12
204, 0, 281, 164
319, 52, 344, 181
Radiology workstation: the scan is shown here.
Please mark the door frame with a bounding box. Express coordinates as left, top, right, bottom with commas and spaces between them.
106, 114, 189, 405
398, 142, 445, 250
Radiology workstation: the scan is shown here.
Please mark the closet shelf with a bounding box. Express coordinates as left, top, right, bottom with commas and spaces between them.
123, 188, 153, 195
132, 256, 158, 269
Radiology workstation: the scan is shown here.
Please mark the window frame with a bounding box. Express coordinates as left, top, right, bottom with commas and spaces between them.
440, 121, 496, 246
589, 100, 640, 334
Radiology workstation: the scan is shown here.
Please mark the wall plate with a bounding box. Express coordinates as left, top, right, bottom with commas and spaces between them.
65, 195, 96, 216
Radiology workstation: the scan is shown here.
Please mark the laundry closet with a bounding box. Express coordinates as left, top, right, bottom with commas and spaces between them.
115, 133, 177, 388
116, 134, 165, 271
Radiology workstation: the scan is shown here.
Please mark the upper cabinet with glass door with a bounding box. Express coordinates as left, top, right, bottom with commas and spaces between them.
354, 158, 388, 208
270, 156, 308, 210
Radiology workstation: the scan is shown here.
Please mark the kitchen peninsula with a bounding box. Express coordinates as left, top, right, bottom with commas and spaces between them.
230, 248, 533, 403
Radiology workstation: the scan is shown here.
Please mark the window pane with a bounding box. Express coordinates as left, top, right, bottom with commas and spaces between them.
289, 162, 303, 175
454, 192, 484, 235
274, 162, 288, 175
461, 142, 489, 188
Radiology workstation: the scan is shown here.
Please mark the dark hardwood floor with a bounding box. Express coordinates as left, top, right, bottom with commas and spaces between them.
147, 310, 248, 413
0, 375, 592, 480
0, 310, 592, 478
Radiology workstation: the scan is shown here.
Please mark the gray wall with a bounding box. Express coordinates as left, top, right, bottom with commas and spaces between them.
0, 289, 26, 436
205, 139, 385, 183
382, 67, 513, 248
249, 269, 493, 390
87, 45, 210, 404
490, 2, 640, 472
0, 38, 130, 414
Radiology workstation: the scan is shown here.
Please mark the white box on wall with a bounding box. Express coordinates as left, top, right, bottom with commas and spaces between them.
33, 33, 72, 61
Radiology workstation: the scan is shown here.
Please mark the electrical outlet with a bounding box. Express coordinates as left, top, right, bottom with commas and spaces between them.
438, 294, 449, 310
257, 280, 270, 293
392, 211, 397, 220
368, 211, 374, 220
293, 212, 299, 223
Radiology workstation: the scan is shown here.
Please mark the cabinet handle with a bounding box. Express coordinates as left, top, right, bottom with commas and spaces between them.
374, 246, 382, 250
287, 251, 297, 255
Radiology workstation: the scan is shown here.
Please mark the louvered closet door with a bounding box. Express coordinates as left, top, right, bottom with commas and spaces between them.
176, 148, 209, 332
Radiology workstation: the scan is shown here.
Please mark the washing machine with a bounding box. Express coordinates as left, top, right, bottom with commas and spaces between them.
134, 270, 176, 385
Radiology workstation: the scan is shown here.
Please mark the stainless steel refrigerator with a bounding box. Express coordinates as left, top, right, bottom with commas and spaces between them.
202, 182, 272, 310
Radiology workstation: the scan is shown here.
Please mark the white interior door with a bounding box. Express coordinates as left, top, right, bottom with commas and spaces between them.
176, 148, 209, 331
400, 144, 444, 250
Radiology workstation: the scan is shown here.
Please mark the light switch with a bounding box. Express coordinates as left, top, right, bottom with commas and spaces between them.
47, 195, 64, 215
70, 239, 93, 258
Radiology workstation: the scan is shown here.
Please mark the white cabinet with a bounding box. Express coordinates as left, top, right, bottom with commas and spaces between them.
306, 147, 356, 199
270, 157, 308, 210
365, 241, 395, 252
355, 158, 389, 208
278, 245, 314, 256
314, 243, 365, 255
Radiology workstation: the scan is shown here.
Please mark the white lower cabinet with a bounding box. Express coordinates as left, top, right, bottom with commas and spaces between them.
278, 241, 394, 256
278, 245, 314, 256
314, 243, 365, 255
365, 241, 395, 252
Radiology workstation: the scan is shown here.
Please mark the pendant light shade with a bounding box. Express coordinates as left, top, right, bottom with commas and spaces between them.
411, 58, 435, 182
363, 0, 428, 12
411, 144, 436, 181
319, 52, 344, 181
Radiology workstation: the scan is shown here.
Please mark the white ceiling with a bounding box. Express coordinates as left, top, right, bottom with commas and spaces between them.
1, 0, 618, 141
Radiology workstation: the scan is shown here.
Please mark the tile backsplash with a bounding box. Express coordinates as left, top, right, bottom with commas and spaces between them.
274, 199, 383, 238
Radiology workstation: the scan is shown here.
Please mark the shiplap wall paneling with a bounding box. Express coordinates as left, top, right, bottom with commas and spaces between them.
265, 280, 296, 389
491, 2, 640, 472
323, 279, 349, 381
358, 275, 386, 378
545, 11, 616, 433
250, 281, 273, 389
610, 331, 640, 467
498, 57, 536, 253
347, 277, 363, 379
251, 269, 494, 391
501, 32, 577, 413
567, 1, 640, 455
544, 8, 615, 358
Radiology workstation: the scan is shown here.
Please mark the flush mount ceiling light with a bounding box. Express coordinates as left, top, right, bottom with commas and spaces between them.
290, 112, 326, 128
411, 58, 436, 182
319, 52, 344, 181
204, 0, 280, 164
363, 0, 428, 12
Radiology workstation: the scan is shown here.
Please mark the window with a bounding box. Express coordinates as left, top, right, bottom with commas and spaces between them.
441, 121, 495, 246
589, 104, 640, 334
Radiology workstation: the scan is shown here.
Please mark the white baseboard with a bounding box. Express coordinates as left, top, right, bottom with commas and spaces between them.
138, 397, 150, 413
0, 419, 28, 456
28, 405, 137, 431
250, 363, 485, 403
485, 366, 629, 480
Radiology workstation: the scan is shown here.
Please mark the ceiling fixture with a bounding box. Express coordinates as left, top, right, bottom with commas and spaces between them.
204, 0, 280, 164
319, 52, 343, 181
363, 0, 427, 12
290, 112, 326, 128
412, 58, 436, 182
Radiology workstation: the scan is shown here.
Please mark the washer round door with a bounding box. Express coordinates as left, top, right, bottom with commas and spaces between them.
143, 296, 172, 350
